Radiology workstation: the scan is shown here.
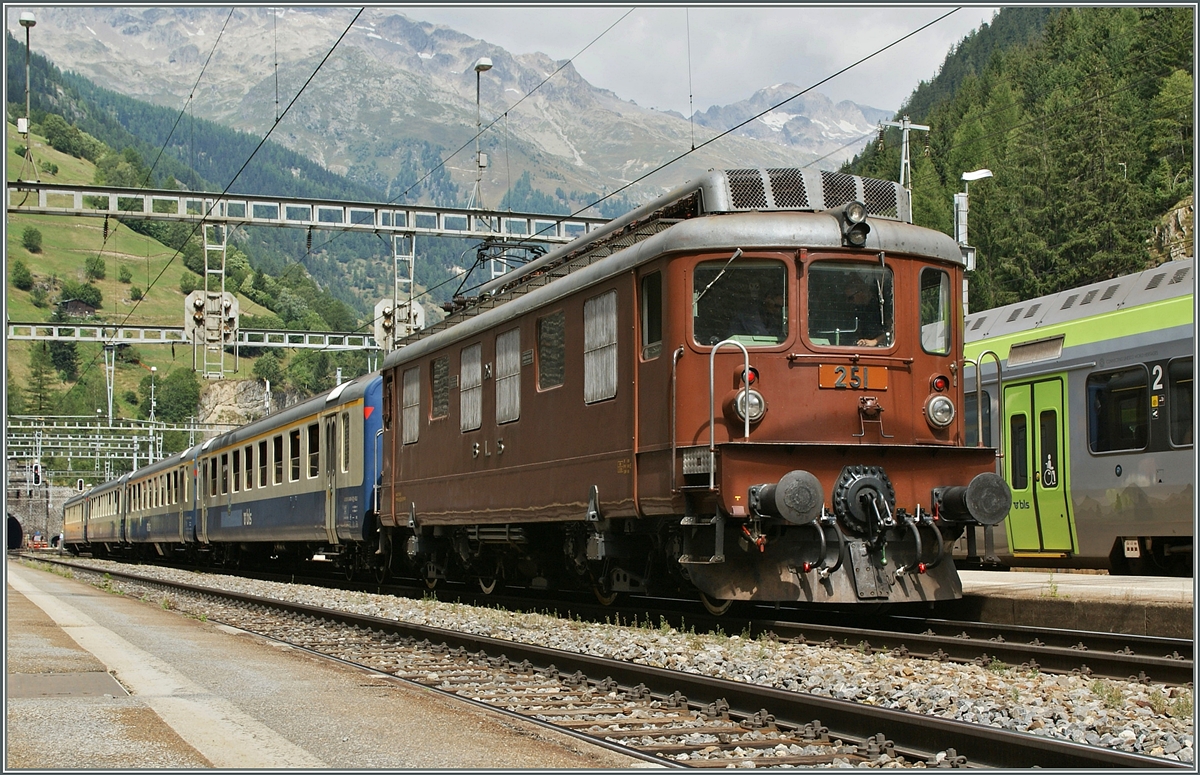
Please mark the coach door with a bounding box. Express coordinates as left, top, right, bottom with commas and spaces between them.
324, 414, 338, 545
1003, 378, 1074, 553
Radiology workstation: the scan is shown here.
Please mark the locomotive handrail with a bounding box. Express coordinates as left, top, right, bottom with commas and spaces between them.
671, 345, 685, 493
708, 339, 751, 491
785, 353, 915, 365
965, 350, 1004, 458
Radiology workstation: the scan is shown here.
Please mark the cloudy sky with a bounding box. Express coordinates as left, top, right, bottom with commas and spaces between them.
405, 6, 1000, 115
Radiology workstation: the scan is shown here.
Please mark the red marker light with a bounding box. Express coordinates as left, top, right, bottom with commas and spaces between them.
918, 563, 927, 574
802, 562, 813, 573
932, 375, 950, 392
741, 367, 759, 385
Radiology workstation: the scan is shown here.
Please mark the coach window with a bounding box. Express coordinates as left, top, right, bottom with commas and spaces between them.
273, 436, 283, 485
341, 412, 351, 472
244, 446, 254, 490
431, 356, 450, 419
807, 262, 893, 347
461, 343, 482, 432
641, 272, 663, 359
232, 450, 241, 493
537, 311, 565, 390
307, 422, 320, 478
584, 290, 618, 403
693, 258, 788, 346
919, 268, 951, 355
1087, 366, 1149, 453
496, 328, 521, 424
209, 459, 217, 498
402, 367, 421, 444
221, 453, 229, 495
1169, 357, 1193, 446
289, 429, 301, 482
258, 440, 268, 487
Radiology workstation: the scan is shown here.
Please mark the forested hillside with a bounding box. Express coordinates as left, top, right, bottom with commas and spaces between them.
845, 7, 1193, 310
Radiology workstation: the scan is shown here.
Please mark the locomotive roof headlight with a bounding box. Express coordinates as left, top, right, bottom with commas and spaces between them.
839, 201, 871, 247
734, 388, 767, 424
931, 375, 950, 392
925, 394, 955, 428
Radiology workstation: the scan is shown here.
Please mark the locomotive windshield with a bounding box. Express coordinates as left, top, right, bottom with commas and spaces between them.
807, 262, 894, 347
692, 258, 788, 346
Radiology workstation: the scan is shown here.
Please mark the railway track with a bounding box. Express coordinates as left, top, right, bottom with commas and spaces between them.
22, 556, 1188, 769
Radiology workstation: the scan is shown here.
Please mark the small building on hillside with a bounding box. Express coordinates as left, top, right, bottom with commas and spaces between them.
58, 299, 97, 317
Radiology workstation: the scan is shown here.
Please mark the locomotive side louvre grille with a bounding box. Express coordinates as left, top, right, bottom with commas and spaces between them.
583, 290, 618, 404
1100, 284, 1120, 301
520, 349, 534, 367
460, 343, 482, 432
1061, 294, 1078, 310
821, 170, 859, 210
1023, 303, 1041, 318
970, 316, 987, 331
862, 176, 899, 218
449, 374, 459, 389
1169, 266, 1191, 284
1081, 289, 1099, 304
766, 168, 809, 208
401, 367, 420, 445
1146, 272, 1166, 290
726, 168, 769, 209
431, 356, 450, 419
466, 525, 529, 544
1006, 308, 1024, 322
495, 328, 521, 424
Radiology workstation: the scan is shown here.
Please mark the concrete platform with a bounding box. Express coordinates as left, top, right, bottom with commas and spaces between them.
5, 559, 650, 770
944, 570, 1195, 639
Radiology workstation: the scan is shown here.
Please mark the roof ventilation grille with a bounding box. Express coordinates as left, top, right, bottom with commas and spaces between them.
1006, 308, 1024, 323
1100, 284, 1120, 301
1061, 294, 1078, 310
1023, 303, 1041, 319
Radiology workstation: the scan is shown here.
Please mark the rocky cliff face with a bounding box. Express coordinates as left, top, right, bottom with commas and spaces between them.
1149, 196, 1195, 265
13, 7, 887, 201
198, 378, 305, 430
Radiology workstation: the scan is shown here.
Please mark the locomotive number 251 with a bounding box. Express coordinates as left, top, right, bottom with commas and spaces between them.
818, 364, 889, 390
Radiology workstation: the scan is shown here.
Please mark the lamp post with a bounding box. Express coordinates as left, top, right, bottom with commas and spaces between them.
956, 169, 993, 314
19, 12, 35, 138
468, 56, 493, 210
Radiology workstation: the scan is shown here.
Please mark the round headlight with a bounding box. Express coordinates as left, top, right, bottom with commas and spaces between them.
843, 200, 867, 224
925, 394, 955, 428
734, 389, 767, 423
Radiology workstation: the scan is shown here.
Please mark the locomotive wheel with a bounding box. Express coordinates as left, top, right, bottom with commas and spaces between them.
699, 592, 733, 616
593, 586, 619, 606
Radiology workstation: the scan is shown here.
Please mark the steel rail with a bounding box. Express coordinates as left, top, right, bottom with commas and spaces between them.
32, 558, 1186, 769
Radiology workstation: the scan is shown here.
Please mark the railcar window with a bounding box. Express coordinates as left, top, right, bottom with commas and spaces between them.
919, 268, 951, 355
1087, 367, 1149, 453
584, 290, 618, 403
307, 423, 320, 478
232, 450, 241, 493
259, 440, 268, 487
537, 311, 566, 390
461, 343, 483, 432
1010, 415, 1029, 490
244, 446, 253, 490
431, 356, 450, 419
1169, 358, 1193, 446
807, 262, 893, 347
402, 367, 421, 444
209, 459, 216, 498
221, 453, 229, 495
289, 430, 301, 482
273, 436, 284, 485
693, 259, 787, 346
641, 272, 663, 359
382, 374, 394, 431
496, 328, 521, 424
964, 390, 992, 447
341, 412, 351, 472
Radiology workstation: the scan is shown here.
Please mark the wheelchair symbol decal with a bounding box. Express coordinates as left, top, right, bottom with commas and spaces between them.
1042, 454, 1058, 488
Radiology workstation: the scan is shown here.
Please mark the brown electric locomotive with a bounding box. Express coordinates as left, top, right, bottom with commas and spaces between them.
378, 168, 1011, 610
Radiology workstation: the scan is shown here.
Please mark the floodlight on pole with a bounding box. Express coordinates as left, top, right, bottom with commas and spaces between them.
19, 12, 35, 138
469, 57, 494, 210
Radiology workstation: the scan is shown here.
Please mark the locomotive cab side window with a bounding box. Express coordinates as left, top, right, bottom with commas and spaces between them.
1169, 357, 1193, 447
693, 258, 787, 346
584, 290, 618, 403
919, 267, 951, 355
807, 262, 893, 347
537, 311, 565, 390
641, 271, 663, 359
1087, 366, 1149, 453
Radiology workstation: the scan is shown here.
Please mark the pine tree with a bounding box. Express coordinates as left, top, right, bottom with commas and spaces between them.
27, 343, 59, 414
